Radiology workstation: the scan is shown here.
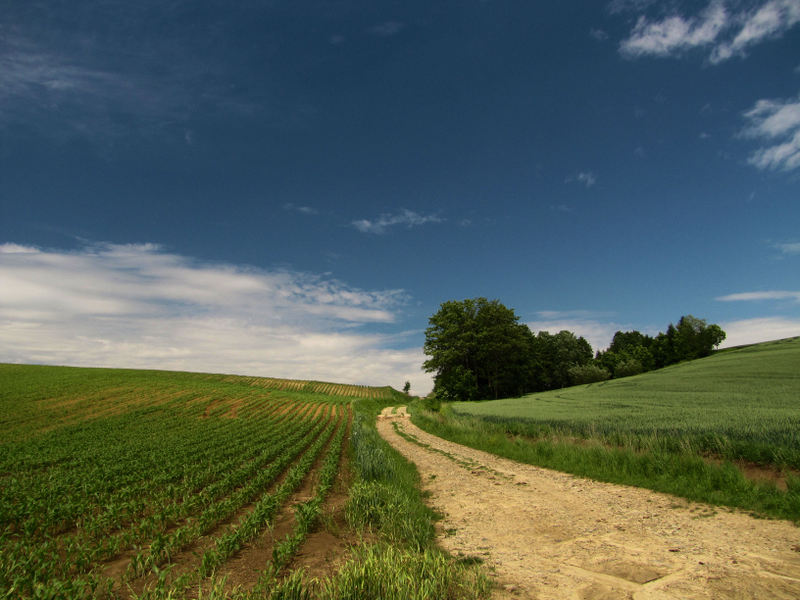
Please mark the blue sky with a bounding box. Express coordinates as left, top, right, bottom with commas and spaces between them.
1, 1, 799, 394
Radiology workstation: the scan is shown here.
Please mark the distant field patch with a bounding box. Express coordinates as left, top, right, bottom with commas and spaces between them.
226, 374, 397, 400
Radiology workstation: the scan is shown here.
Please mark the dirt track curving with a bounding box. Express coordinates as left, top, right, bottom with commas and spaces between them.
377, 406, 800, 600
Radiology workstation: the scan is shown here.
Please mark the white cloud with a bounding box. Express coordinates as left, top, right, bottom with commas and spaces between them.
776, 241, 800, 254
718, 316, 800, 347
0, 36, 118, 101
0, 242, 433, 394
620, 1, 728, 58
716, 290, 800, 302
590, 28, 609, 41
747, 130, 800, 170
578, 171, 597, 187
284, 203, 318, 215
565, 171, 597, 188
352, 209, 443, 234
0, 32, 260, 142
713, 0, 800, 62
743, 95, 800, 138
619, 0, 800, 63
741, 93, 800, 171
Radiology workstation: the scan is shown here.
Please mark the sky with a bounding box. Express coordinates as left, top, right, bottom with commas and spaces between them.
1, 1, 799, 395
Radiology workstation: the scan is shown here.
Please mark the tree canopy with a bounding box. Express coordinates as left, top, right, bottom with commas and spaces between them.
424, 298, 727, 402
597, 315, 726, 377
423, 298, 533, 401
423, 298, 594, 401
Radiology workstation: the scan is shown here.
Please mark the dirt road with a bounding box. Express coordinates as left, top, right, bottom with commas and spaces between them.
377, 407, 800, 599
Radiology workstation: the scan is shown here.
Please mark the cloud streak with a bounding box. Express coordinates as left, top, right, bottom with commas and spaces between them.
716, 290, 800, 302
565, 171, 597, 188
619, 0, 800, 63
0, 27, 259, 143
741, 92, 800, 171
284, 203, 319, 215
352, 209, 443, 234
0, 242, 432, 393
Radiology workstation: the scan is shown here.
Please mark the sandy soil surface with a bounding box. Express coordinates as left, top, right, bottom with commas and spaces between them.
377, 407, 800, 600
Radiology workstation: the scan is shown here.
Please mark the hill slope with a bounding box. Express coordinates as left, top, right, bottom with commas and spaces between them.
450, 336, 800, 469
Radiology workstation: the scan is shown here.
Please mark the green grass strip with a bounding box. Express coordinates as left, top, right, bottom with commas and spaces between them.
411, 406, 800, 523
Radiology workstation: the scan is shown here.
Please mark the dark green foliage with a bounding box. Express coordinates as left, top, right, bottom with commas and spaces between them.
567, 363, 611, 385
596, 315, 726, 378
419, 395, 442, 412
423, 298, 596, 400
423, 298, 726, 400
532, 330, 593, 390
613, 359, 643, 378
423, 298, 536, 400
435, 365, 479, 402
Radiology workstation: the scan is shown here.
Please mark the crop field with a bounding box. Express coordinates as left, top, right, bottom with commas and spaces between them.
0, 365, 487, 600
224, 376, 398, 400
413, 337, 800, 521
0, 365, 353, 598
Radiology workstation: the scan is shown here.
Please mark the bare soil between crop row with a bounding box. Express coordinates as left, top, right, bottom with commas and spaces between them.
377, 406, 800, 600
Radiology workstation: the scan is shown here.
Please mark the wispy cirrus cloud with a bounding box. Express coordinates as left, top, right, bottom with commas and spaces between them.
741, 92, 800, 171
0, 242, 432, 393
577, 171, 597, 187
0, 39, 118, 100
565, 171, 597, 188
283, 203, 318, 215
608, 0, 656, 14
352, 209, 443, 234
620, 1, 728, 59
0, 24, 261, 143
619, 0, 800, 63
776, 241, 800, 254
716, 290, 800, 302
590, 28, 609, 41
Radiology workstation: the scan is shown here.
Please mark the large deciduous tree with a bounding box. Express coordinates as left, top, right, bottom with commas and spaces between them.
423, 298, 534, 401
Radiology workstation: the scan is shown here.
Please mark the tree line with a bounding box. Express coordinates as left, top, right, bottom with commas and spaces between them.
423, 298, 726, 401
